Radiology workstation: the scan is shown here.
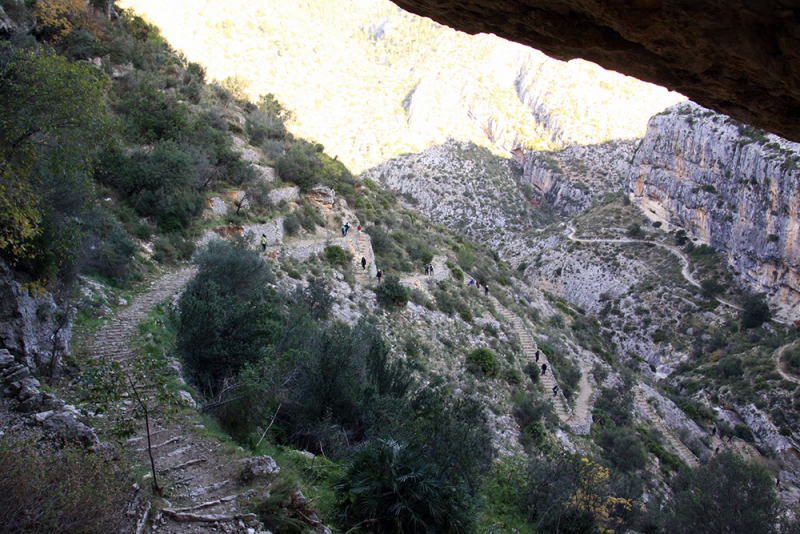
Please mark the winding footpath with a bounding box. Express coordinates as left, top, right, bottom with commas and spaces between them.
565, 224, 743, 312
88, 267, 271, 534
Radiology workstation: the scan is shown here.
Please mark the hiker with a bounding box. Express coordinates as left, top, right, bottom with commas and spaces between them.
712, 426, 717, 436
377, 269, 382, 283
715, 447, 720, 455
541, 363, 547, 375
357, 224, 362, 232
553, 385, 558, 396
425, 264, 429, 275
344, 223, 350, 236
361, 257, 367, 270
484, 285, 489, 296
469, 279, 475, 285
429, 264, 434, 275
260, 234, 267, 251
535, 350, 540, 362
341, 225, 346, 237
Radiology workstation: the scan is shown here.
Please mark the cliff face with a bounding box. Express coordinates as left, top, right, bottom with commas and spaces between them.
523, 140, 636, 215
629, 102, 800, 321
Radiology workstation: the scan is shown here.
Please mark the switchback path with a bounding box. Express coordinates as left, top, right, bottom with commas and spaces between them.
565, 224, 744, 312
773, 340, 800, 385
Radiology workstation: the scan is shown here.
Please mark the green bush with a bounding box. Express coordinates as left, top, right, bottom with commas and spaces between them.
275, 141, 321, 191
597, 427, 647, 472
336, 439, 471, 534
283, 214, 301, 235
740, 293, 771, 329
0, 438, 128, 533
466, 347, 500, 377
324, 245, 349, 265
376, 275, 410, 308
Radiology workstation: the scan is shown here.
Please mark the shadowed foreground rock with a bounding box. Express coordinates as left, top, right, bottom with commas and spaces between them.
390, 0, 800, 143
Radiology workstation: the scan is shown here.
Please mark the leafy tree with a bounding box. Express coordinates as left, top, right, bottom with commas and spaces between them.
376, 275, 410, 308
295, 276, 333, 319
597, 427, 647, 472
336, 439, 472, 534
0, 42, 110, 273
662, 452, 780, 534
740, 293, 771, 329
178, 236, 281, 396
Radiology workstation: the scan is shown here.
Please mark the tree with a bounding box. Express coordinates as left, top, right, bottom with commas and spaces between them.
376, 275, 410, 308
523, 454, 641, 534
0, 42, 110, 272
740, 293, 771, 329
178, 236, 281, 396
662, 452, 780, 534
336, 439, 471, 534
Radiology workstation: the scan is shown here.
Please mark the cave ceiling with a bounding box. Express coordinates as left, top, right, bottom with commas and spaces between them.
391, 0, 800, 142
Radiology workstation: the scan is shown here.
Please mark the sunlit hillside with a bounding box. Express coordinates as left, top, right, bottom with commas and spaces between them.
119, 0, 684, 171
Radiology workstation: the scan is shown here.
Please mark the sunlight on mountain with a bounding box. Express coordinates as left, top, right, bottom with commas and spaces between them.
119, 0, 685, 172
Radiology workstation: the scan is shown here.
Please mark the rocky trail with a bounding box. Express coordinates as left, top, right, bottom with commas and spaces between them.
564, 223, 744, 313
87, 267, 285, 534
774, 341, 800, 385
634, 387, 699, 468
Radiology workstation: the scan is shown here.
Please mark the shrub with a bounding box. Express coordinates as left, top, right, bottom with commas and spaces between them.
450, 265, 464, 282
282, 214, 301, 235
734, 424, 755, 442
376, 275, 410, 308
740, 293, 771, 329
336, 439, 471, 534
324, 245, 349, 265
466, 347, 500, 377
504, 368, 523, 385
663, 453, 779, 534
0, 437, 128, 533
275, 141, 321, 191
597, 427, 647, 472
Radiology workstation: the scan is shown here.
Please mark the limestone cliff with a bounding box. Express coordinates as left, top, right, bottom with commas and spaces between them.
629, 102, 800, 321
523, 140, 636, 215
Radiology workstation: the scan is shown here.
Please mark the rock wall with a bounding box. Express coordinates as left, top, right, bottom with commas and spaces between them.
0, 261, 72, 371
523, 140, 636, 215
629, 102, 800, 321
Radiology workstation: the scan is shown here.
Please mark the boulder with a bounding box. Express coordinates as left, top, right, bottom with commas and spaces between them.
242, 455, 280, 482
41, 411, 99, 449
304, 185, 336, 209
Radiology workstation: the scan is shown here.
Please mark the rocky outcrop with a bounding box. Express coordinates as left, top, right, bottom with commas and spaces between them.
523, 140, 636, 215
629, 102, 800, 321
391, 0, 800, 144
0, 261, 72, 371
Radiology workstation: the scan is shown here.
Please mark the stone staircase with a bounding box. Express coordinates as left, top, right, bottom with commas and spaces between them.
634, 387, 699, 468
345, 233, 371, 285
86, 267, 271, 533
490, 297, 572, 424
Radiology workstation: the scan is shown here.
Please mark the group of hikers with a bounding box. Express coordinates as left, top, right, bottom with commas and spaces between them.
340, 222, 362, 237
263, 226, 563, 397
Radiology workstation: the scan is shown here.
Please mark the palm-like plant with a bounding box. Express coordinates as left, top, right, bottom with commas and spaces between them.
336, 439, 470, 533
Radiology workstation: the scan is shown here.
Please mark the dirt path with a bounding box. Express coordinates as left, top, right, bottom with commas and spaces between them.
87, 267, 274, 534
565, 224, 744, 312
773, 341, 800, 385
